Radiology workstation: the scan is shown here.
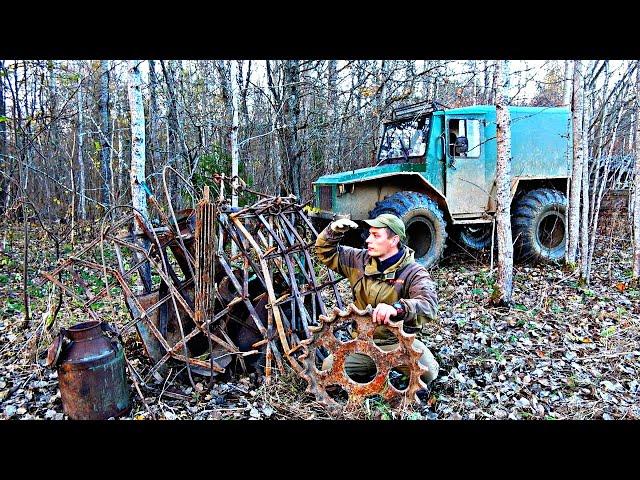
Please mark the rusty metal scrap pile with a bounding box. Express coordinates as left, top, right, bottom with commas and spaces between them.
40, 175, 425, 412
41, 177, 344, 388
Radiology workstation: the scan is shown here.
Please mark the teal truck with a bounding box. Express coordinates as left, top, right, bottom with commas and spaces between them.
310, 101, 572, 268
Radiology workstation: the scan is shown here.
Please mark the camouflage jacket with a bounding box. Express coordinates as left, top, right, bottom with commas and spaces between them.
315, 224, 438, 332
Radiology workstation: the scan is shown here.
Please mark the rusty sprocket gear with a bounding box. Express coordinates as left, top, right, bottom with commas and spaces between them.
299, 303, 428, 415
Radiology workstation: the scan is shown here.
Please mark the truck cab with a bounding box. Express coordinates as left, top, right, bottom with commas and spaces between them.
311, 101, 572, 268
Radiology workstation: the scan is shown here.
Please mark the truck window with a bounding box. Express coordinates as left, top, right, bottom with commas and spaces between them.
378, 117, 428, 162
449, 119, 481, 158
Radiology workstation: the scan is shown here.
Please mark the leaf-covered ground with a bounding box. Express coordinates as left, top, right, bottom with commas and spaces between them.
1, 214, 639, 420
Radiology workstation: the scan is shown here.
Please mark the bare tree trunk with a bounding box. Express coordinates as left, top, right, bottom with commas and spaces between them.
128, 60, 149, 223
283, 60, 302, 199
567, 60, 583, 265
492, 60, 514, 306
77, 65, 87, 220
0, 60, 7, 214
326, 60, 338, 172
161, 60, 183, 208
148, 60, 161, 179
230, 60, 240, 209
633, 61, 640, 278
99, 60, 112, 211
579, 78, 591, 283
562, 60, 573, 107
588, 105, 624, 280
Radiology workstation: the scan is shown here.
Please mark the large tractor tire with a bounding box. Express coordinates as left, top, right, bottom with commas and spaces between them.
456, 224, 493, 251
512, 188, 567, 263
369, 191, 447, 269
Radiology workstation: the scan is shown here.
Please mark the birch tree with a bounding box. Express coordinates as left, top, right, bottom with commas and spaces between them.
127, 60, 148, 222
230, 60, 240, 210
567, 60, 583, 265
633, 60, 640, 278
562, 60, 573, 107
77, 64, 87, 220
492, 60, 514, 306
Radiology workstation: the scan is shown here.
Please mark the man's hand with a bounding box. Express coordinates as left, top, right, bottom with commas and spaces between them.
330, 218, 358, 233
371, 303, 399, 325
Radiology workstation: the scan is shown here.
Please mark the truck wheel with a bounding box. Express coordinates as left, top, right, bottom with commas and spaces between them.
456, 224, 493, 251
512, 188, 567, 262
369, 192, 447, 269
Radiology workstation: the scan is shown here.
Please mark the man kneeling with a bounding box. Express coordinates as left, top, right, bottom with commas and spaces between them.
315, 214, 440, 387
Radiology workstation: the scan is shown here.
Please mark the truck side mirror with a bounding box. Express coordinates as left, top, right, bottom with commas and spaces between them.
455, 136, 468, 155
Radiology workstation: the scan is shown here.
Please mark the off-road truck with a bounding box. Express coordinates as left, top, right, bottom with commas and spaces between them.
310, 101, 572, 268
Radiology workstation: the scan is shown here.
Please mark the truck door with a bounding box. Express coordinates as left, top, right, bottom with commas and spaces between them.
445, 116, 491, 216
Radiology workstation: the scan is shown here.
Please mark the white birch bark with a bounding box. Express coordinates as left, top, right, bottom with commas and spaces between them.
633, 60, 640, 278
230, 60, 240, 210
77, 65, 87, 220
567, 60, 583, 265
562, 60, 573, 107
580, 79, 590, 283
493, 60, 514, 305
127, 60, 149, 225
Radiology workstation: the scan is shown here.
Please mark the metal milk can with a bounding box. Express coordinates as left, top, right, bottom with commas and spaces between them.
47, 320, 130, 420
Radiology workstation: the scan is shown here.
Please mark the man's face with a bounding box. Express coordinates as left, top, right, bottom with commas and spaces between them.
365, 226, 399, 258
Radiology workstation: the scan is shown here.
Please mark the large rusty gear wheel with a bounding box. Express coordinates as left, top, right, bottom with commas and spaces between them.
299, 303, 428, 415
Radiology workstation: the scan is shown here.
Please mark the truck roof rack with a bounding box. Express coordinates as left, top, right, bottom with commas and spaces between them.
389, 100, 448, 121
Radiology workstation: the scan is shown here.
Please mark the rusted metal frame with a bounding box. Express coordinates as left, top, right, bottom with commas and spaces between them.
147, 327, 225, 377
142, 252, 237, 354
68, 258, 194, 330
214, 245, 287, 377
253, 228, 294, 292
277, 211, 327, 317
234, 223, 295, 346
293, 209, 345, 310
255, 213, 312, 333
218, 215, 271, 287
230, 216, 297, 364
172, 355, 223, 372
158, 276, 170, 338
275, 212, 323, 326
37, 215, 134, 284
134, 220, 198, 388
254, 213, 308, 334
221, 215, 290, 299
195, 190, 217, 382
39, 271, 102, 323
101, 267, 175, 354
69, 265, 97, 304
108, 235, 194, 309
71, 248, 197, 310
274, 212, 316, 285
219, 217, 299, 347
214, 251, 269, 337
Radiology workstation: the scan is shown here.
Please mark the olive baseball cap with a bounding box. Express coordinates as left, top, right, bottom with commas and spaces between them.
363, 214, 406, 241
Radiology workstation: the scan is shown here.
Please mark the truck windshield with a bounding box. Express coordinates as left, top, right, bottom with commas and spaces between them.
378, 116, 429, 162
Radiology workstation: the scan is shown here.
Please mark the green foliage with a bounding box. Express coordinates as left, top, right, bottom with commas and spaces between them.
600, 326, 616, 338
192, 144, 256, 204
366, 396, 394, 420
3, 299, 24, 315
